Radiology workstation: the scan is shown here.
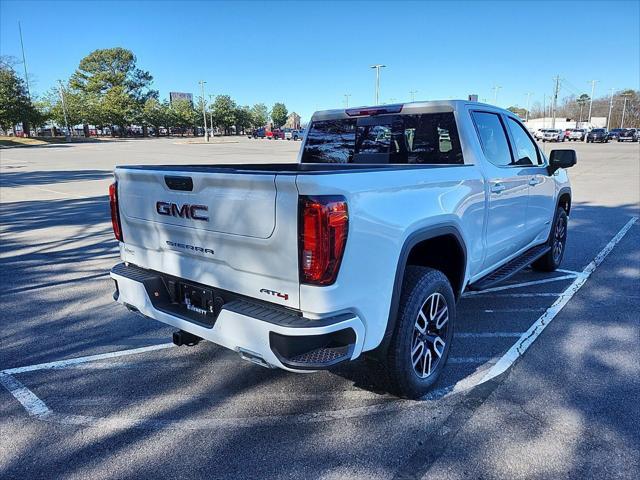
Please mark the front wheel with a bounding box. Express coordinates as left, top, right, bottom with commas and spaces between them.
379, 266, 455, 399
532, 207, 568, 272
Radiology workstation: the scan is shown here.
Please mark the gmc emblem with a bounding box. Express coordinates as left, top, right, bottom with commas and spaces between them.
156, 202, 209, 221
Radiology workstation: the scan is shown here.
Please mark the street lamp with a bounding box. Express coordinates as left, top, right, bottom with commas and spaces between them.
524, 92, 533, 122
344, 94, 351, 108
370, 64, 386, 105
620, 93, 632, 128
199, 80, 209, 142
409, 90, 417, 102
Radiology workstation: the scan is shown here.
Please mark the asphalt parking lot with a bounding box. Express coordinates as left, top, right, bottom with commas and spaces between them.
1, 137, 638, 479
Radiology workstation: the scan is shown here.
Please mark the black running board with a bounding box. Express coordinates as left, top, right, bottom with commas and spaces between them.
468, 244, 550, 291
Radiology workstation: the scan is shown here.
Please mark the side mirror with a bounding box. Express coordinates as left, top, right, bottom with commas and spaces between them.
549, 149, 577, 173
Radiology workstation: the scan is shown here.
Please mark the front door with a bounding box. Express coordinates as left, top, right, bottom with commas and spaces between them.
504, 116, 557, 244
471, 111, 531, 271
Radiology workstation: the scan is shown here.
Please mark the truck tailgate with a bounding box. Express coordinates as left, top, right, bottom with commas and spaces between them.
115, 168, 300, 308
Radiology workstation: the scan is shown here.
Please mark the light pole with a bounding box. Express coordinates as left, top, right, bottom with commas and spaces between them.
409, 90, 417, 102
492, 85, 502, 104
607, 88, 614, 130
620, 94, 631, 128
587, 80, 598, 123
57, 80, 71, 141
344, 94, 351, 108
209, 93, 215, 136
525, 92, 533, 122
199, 80, 209, 142
370, 64, 386, 105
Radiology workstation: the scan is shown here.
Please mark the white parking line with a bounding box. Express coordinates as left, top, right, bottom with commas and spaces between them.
480, 216, 638, 384
0, 181, 88, 199
2, 343, 175, 376
0, 217, 636, 427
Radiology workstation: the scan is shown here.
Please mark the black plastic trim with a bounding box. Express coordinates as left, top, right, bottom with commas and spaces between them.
164, 175, 193, 191
376, 225, 467, 356
111, 262, 355, 330
269, 328, 356, 370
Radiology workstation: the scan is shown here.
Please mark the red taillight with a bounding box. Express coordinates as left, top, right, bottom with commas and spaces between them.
109, 182, 123, 242
299, 196, 348, 285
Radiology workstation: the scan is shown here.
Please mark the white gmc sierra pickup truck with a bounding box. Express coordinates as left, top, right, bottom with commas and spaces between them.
110, 100, 576, 398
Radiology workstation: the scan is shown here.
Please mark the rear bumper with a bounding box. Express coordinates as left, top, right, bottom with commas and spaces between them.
110, 263, 365, 372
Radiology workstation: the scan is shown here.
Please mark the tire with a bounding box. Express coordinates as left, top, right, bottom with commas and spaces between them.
532, 207, 568, 272
377, 266, 455, 399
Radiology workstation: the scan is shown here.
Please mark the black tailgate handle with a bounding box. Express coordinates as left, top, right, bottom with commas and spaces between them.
165, 175, 193, 191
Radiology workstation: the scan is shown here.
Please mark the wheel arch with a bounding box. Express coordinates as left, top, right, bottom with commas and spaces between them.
558, 187, 572, 215
373, 225, 467, 356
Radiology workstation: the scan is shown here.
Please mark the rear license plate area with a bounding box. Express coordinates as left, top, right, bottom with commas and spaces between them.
163, 279, 224, 327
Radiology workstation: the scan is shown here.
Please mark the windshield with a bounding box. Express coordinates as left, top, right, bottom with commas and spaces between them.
592, 129, 605, 133
301, 112, 463, 165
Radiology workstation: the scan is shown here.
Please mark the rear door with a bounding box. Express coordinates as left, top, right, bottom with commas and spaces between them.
471, 111, 530, 271
115, 168, 301, 308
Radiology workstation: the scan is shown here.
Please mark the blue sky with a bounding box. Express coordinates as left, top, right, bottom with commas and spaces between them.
1, 0, 638, 121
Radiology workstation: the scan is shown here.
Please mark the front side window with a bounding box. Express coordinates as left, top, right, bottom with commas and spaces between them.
506, 117, 540, 166
301, 112, 463, 164
471, 112, 512, 167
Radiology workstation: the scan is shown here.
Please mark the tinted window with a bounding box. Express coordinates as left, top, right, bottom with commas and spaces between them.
302, 119, 356, 163
301, 112, 463, 164
471, 112, 512, 167
592, 129, 605, 133
506, 117, 540, 166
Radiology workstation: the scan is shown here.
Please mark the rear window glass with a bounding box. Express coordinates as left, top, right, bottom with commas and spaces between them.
301, 112, 463, 165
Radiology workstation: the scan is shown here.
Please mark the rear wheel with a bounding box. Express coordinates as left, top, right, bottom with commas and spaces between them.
378, 267, 455, 399
532, 207, 568, 272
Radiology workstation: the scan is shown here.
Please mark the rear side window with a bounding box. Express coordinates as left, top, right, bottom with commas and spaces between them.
301, 112, 463, 165
471, 112, 512, 167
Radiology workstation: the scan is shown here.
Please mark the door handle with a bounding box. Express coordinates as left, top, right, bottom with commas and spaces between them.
490, 183, 506, 194
529, 177, 541, 186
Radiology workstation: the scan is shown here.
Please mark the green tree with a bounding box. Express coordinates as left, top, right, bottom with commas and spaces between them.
250, 103, 268, 127
212, 95, 236, 135
142, 98, 170, 136
69, 48, 156, 134
170, 98, 198, 136
576, 94, 590, 121
70, 47, 155, 100
0, 62, 40, 134
507, 106, 527, 118
234, 105, 253, 134
271, 102, 288, 128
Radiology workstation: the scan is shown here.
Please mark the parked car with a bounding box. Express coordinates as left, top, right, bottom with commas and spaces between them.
109, 100, 575, 398
618, 128, 638, 142
586, 128, 609, 143
272, 128, 285, 140
533, 129, 545, 140
250, 128, 266, 139
568, 129, 586, 141
542, 129, 564, 142
563, 129, 573, 140
607, 128, 624, 140
284, 129, 305, 141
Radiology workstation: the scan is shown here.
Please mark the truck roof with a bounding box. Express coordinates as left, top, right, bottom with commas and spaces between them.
311, 99, 509, 121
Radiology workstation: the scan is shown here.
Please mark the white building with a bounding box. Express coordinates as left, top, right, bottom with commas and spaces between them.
524, 116, 607, 131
